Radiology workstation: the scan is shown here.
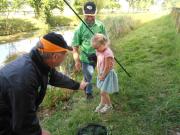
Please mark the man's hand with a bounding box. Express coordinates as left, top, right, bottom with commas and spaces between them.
73, 47, 81, 72
79, 81, 88, 90
75, 60, 81, 72
42, 129, 51, 135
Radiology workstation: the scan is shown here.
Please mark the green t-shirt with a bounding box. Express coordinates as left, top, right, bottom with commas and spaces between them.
72, 20, 107, 63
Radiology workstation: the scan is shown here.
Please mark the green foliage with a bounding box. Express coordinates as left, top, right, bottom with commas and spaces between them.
92, 0, 109, 13
73, 0, 84, 14
28, 0, 43, 18
42, 0, 64, 23
126, 0, 154, 9
48, 16, 73, 27
27, 0, 64, 22
105, 0, 121, 9
41, 87, 64, 109
41, 15, 180, 135
0, 0, 64, 23
0, 0, 9, 11
0, 18, 39, 36
11, 0, 25, 9
104, 16, 141, 39
166, 0, 180, 7
0, 0, 25, 12
0, 18, 49, 44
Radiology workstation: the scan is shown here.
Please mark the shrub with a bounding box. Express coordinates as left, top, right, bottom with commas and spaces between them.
48, 16, 78, 27
0, 18, 39, 36
104, 16, 141, 39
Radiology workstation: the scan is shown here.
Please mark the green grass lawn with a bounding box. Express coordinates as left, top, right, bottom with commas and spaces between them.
41, 15, 180, 135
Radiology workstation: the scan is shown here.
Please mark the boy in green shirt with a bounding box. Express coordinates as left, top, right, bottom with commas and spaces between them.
72, 1, 107, 99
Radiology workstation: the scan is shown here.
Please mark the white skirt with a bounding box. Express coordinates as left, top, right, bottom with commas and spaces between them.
97, 69, 119, 94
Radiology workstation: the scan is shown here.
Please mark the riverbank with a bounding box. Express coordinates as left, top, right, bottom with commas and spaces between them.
0, 15, 79, 44
0, 13, 167, 44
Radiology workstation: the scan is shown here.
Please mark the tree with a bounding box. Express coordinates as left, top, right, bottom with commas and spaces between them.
28, 0, 43, 18
27, 0, 64, 22
105, 0, 121, 10
13, 0, 26, 9
93, 0, 108, 13
0, 0, 25, 12
126, 0, 154, 10
0, 0, 9, 12
42, 0, 64, 22
164, 0, 180, 7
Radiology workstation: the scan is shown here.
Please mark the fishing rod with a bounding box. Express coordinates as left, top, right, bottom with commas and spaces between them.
63, 0, 131, 77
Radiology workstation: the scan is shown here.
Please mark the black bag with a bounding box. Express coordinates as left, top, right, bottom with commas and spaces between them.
82, 50, 97, 68
88, 53, 97, 67
77, 123, 108, 135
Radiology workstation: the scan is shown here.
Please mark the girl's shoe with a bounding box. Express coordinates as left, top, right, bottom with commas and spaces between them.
99, 104, 113, 113
95, 104, 104, 112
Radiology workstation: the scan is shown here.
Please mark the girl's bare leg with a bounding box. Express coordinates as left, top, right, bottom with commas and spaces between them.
105, 94, 112, 106
100, 91, 107, 105
103, 92, 111, 106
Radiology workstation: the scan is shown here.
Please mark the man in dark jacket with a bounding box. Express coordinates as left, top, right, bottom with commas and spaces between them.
0, 32, 88, 135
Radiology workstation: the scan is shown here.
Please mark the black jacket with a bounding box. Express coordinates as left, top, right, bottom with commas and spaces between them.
0, 48, 80, 135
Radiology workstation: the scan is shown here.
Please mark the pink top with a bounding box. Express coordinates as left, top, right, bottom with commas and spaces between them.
96, 47, 114, 72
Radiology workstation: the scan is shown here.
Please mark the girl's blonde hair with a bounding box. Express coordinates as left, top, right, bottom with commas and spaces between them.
91, 33, 109, 47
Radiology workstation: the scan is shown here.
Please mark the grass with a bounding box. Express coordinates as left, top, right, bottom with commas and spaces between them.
40, 14, 180, 135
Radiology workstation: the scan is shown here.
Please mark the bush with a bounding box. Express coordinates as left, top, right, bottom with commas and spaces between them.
48, 16, 78, 27
41, 86, 73, 109
103, 16, 141, 39
0, 18, 39, 36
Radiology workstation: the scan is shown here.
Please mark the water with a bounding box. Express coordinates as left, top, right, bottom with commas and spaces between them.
0, 29, 74, 67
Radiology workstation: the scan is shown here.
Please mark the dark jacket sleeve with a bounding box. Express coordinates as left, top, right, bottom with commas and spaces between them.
49, 69, 80, 90
10, 76, 41, 135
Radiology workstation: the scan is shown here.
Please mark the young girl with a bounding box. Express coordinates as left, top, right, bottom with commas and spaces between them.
91, 33, 119, 113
